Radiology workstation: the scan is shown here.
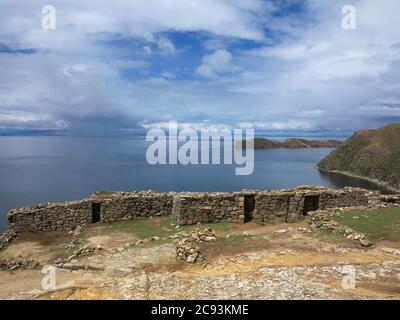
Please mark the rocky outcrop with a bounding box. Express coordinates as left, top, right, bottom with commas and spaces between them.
238, 138, 342, 149
318, 123, 400, 192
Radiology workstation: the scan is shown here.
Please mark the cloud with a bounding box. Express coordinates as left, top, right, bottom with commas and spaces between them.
141, 121, 232, 132
300, 109, 324, 117
0, 0, 400, 135
197, 49, 236, 78
0, 0, 264, 48
238, 120, 313, 130
156, 37, 176, 55
0, 112, 69, 130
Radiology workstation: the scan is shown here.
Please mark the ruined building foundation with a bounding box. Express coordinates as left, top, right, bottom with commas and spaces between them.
5, 185, 396, 234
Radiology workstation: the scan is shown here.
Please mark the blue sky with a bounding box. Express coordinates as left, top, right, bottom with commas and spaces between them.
0, 0, 399, 136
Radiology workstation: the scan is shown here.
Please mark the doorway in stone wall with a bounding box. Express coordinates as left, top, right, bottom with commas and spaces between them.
92, 203, 101, 223
303, 195, 319, 215
244, 195, 255, 223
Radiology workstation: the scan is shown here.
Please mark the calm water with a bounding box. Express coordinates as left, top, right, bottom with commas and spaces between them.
0, 136, 387, 231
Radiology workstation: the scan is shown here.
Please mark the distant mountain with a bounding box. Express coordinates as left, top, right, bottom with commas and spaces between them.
317, 123, 400, 192
238, 137, 343, 149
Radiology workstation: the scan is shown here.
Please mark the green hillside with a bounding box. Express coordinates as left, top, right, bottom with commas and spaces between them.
317, 123, 400, 191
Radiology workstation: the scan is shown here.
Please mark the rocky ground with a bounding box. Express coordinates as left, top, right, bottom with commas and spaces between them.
0, 215, 400, 300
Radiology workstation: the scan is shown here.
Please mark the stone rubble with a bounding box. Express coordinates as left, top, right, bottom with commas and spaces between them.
307, 210, 373, 247
0, 228, 17, 250
0, 257, 40, 271
54, 245, 105, 267
379, 194, 400, 206
174, 228, 217, 264
68, 224, 86, 244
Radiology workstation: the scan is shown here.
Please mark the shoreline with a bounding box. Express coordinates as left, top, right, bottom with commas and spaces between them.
317, 167, 399, 194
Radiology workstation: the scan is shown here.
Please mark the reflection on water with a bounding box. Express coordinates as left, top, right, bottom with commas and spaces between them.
0, 136, 393, 231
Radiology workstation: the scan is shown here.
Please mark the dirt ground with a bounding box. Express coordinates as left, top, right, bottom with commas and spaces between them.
1, 219, 400, 300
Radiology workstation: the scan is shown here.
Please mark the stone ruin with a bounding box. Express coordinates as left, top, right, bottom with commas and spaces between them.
174, 229, 217, 264
2, 185, 397, 239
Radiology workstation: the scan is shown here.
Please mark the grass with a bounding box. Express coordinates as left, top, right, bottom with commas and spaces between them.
182, 222, 232, 235
108, 216, 236, 239
313, 229, 354, 245
330, 207, 400, 240
110, 216, 176, 239
65, 243, 81, 256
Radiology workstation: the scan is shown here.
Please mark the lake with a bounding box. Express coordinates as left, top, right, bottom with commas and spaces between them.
0, 136, 387, 232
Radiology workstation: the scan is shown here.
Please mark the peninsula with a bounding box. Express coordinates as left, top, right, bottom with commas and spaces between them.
317, 123, 400, 192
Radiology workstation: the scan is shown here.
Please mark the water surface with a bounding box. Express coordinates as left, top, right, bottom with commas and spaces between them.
0, 136, 387, 231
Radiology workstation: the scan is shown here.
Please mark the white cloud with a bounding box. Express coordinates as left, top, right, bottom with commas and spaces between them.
197, 49, 236, 78
0, 112, 69, 130
0, 0, 264, 48
301, 109, 324, 117
0, 0, 400, 133
239, 121, 313, 130
141, 121, 232, 132
157, 37, 176, 55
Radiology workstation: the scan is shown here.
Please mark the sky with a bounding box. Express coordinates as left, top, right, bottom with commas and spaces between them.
0, 0, 399, 136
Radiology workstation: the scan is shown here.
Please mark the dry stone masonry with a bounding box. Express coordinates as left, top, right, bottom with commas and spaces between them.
307, 209, 373, 247
2, 186, 395, 239
0, 228, 17, 250
174, 192, 244, 225
95, 191, 174, 222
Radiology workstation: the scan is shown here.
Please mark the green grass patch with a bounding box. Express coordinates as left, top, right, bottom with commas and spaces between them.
331, 207, 400, 240
108, 216, 237, 240
110, 216, 176, 239
312, 229, 354, 245
65, 243, 81, 256
180, 222, 232, 235
217, 234, 248, 244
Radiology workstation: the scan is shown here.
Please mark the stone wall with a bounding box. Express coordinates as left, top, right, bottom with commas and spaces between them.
254, 186, 376, 224
174, 192, 244, 225
8, 200, 92, 232
8, 191, 174, 233
380, 194, 400, 205
175, 186, 379, 226
95, 191, 174, 222
0, 228, 17, 250
5, 186, 385, 233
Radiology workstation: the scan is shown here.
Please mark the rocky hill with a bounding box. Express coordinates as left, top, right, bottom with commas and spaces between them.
317, 123, 400, 192
238, 138, 342, 149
